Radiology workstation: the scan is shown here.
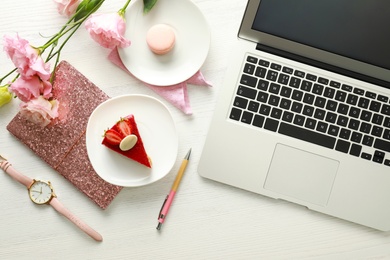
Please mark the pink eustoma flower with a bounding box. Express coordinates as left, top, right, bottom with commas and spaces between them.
85, 13, 131, 49
3, 34, 51, 80
9, 76, 52, 103
53, 0, 80, 17
19, 96, 59, 127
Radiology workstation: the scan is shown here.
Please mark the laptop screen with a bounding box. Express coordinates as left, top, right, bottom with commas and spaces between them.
239, 0, 390, 87
252, 0, 390, 71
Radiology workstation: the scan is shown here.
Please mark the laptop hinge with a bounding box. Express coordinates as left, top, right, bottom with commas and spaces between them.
256, 43, 390, 90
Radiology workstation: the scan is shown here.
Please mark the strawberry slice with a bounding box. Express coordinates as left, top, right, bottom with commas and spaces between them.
103, 129, 122, 145
117, 118, 132, 137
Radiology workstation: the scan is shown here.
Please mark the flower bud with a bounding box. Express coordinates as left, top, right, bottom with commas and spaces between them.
74, 0, 104, 22
0, 85, 12, 108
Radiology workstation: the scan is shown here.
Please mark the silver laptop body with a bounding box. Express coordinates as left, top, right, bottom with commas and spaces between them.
198, 0, 390, 231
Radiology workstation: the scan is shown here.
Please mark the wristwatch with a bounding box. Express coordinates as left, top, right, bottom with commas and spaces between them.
0, 155, 103, 242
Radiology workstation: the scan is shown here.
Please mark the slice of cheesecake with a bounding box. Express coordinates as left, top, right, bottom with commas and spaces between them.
102, 115, 152, 168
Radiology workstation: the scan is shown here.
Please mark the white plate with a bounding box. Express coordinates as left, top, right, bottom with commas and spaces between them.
118, 0, 210, 86
86, 95, 178, 187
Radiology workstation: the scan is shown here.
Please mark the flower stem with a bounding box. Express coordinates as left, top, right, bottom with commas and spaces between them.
118, 0, 131, 16
0, 68, 17, 85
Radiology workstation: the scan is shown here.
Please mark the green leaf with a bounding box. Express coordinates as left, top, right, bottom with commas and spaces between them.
74, 0, 105, 22
143, 0, 158, 14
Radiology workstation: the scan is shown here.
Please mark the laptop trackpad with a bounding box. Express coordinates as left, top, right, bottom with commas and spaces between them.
264, 144, 339, 206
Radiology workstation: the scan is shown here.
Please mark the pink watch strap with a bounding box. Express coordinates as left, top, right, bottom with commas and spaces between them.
0, 160, 33, 188
50, 198, 103, 242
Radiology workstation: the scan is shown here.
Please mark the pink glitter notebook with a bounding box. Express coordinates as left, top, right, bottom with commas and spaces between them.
7, 61, 123, 209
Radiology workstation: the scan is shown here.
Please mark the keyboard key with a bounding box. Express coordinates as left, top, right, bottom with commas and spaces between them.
312, 84, 324, 95
374, 138, 390, 152
328, 125, 340, 136
264, 118, 279, 132
314, 96, 326, 108
314, 108, 326, 120
337, 115, 349, 127
346, 93, 359, 105
230, 108, 242, 120
248, 101, 260, 112
282, 67, 293, 74
381, 104, 390, 115
279, 122, 336, 149
292, 90, 304, 101
243, 63, 256, 75
278, 74, 290, 85
330, 81, 340, 88
378, 95, 389, 103
238, 85, 257, 99
266, 70, 279, 81
294, 70, 305, 78
339, 128, 351, 140
365, 91, 376, 99
373, 150, 385, 164
360, 110, 372, 122
336, 139, 350, 153
354, 88, 365, 95
326, 100, 337, 111
247, 56, 258, 64
233, 96, 248, 109
280, 98, 292, 110
268, 95, 280, 106
342, 84, 353, 92
241, 74, 257, 87
303, 105, 315, 117
360, 122, 372, 134
335, 90, 347, 102
371, 126, 383, 137
253, 114, 265, 128
306, 73, 317, 81
325, 112, 337, 124
291, 102, 303, 113
289, 77, 301, 88
305, 118, 317, 129
301, 81, 312, 92
324, 87, 335, 98
349, 107, 361, 118
319, 77, 330, 85
384, 129, 390, 140
271, 63, 282, 71
351, 132, 363, 143
385, 160, 390, 166
259, 59, 270, 67
280, 86, 292, 98
337, 103, 349, 115
257, 91, 268, 103
269, 83, 281, 94
282, 111, 294, 123
385, 117, 390, 128
361, 153, 372, 160
255, 67, 267, 78
372, 114, 384, 125
350, 144, 362, 157
348, 119, 360, 130
303, 93, 315, 105
259, 104, 271, 116
358, 97, 370, 109
362, 135, 374, 146
369, 101, 381, 112
293, 115, 305, 126
257, 79, 269, 90
316, 121, 328, 133
271, 108, 283, 119
241, 111, 253, 124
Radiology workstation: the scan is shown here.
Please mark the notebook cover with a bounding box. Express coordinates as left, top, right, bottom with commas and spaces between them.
6, 61, 123, 209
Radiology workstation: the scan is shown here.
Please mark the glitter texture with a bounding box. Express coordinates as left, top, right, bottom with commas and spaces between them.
7, 61, 122, 209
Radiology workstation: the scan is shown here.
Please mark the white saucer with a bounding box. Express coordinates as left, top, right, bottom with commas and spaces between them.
118, 0, 210, 86
86, 95, 178, 187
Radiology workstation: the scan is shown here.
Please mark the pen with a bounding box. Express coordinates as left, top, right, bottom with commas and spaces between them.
156, 148, 191, 230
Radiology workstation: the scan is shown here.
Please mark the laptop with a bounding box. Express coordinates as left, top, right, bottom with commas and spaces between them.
198, 0, 390, 231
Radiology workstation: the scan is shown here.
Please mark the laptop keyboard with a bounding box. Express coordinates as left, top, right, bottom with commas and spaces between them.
229, 54, 390, 167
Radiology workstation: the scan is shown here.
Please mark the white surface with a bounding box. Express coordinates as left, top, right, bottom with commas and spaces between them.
1, 0, 390, 259
118, 0, 210, 86
86, 94, 178, 187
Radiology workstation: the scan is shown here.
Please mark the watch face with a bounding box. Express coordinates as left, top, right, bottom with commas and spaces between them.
28, 180, 54, 205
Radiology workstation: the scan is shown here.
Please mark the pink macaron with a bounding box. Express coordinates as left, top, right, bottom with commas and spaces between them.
146, 24, 176, 55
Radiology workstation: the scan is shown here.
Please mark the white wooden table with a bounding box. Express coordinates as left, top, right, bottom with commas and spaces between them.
1, 0, 390, 259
